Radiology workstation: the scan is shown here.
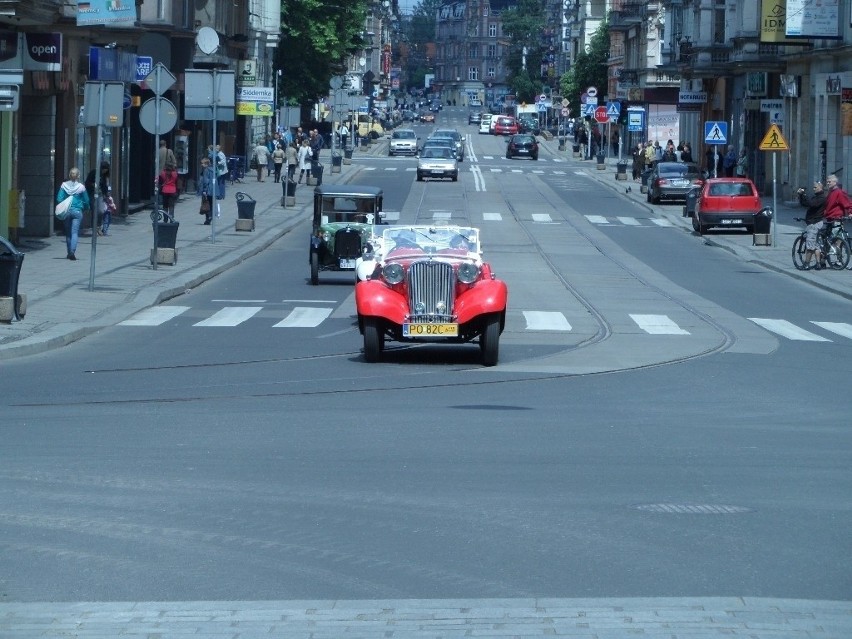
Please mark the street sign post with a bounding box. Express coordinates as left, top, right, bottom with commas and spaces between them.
759, 124, 790, 247
594, 106, 608, 123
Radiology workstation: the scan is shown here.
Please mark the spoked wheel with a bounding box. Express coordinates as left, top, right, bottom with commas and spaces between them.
363, 318, 384, 363
791, 235, 807, 270
479, 314, 501, 367
826, 238, 851, 269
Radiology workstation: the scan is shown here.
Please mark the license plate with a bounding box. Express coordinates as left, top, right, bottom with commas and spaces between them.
431, 170, 444, 175
672, 179, 689, 186
339, 259, 356, 268
403, 323, 459, 337
720, 219, 742, 225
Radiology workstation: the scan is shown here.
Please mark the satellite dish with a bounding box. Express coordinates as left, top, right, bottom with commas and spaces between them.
196, 27, 220, 55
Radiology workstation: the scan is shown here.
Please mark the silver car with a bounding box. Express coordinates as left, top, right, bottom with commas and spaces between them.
388, 129, 418, 156
433, 128, 464, 162
416, 146, 459, 182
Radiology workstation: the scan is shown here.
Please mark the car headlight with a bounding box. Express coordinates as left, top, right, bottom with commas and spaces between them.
457, 262, 480, 284
383, 262, 404, 284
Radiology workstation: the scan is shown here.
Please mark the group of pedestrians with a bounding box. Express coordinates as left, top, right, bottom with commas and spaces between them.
630, 139, 695, 180
797, 173, 852, 270
251, 128, 325, 185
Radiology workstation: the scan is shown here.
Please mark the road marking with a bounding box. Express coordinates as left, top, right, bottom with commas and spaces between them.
585, 215, 610, 224
273, 307, 333, 328
194, 307, 263, 327
483, 212, 502, 221
119, 306, 190, 326
523, 311, 572, 331
617, 217, 641, 226
553, 170, 566, 175
748, 318, 831, 341
490, 168, 502, 173
531, 170, 544, 174
630, 314, 690, 335
650, 218, 674, 227
531, 213, 553, 223
432, 211, 452, 219
811, 321, 852, 339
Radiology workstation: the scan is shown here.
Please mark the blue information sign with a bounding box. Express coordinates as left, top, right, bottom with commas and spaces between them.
704, 121, 728, 145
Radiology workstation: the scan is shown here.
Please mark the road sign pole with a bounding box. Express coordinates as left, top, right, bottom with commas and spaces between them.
89, 86, 105, 291
211, 70, 219, 244
772, 152, 778, 247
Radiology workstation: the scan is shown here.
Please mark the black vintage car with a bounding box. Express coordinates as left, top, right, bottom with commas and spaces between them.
310, 185, 383, 285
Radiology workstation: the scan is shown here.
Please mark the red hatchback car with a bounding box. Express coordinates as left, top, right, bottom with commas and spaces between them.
492, 116, 519, 136
690, 177, 763, 235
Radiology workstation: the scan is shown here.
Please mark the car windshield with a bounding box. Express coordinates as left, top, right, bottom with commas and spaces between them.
383, 226, 480, 255
436, 130, 460, 141
708, 182, 754, 197
392, 130, 416, 140
421, 147, 453, 159
658, 163, 699, 177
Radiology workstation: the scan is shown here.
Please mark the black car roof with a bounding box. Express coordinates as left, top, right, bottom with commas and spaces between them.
314, 184, 383, 197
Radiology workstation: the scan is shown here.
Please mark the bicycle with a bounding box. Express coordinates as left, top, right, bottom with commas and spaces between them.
792, 217, 851, 270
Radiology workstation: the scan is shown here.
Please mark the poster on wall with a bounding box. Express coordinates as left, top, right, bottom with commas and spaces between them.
786, 0, 841, 39
842, 88, 852, 137
646, 105, 679, 146
760, 0, 800, 44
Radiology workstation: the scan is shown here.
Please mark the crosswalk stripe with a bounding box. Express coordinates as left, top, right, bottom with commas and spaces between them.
586, 215, 610, 224
650, 218, 674, 227
531, 213, 553, 223
748, 318, 831, 341
119, 306, 190, 326
432, 211, 452, 219
194, 307, 262, 327
553, 170, 566, 175
483, 212, 503, 221
490, 168, 502, 172
811, 321, 852, 339
273, 307, 333, 328
630, 314, 690, 335
617, 217, 641, 226
523, 311, 571, 331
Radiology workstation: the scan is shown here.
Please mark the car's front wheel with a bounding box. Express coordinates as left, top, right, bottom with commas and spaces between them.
310, 252, 319, 285
480, 313, 500, 367
363, 318, 383, 362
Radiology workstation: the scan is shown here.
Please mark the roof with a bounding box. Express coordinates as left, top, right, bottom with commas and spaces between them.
314, 184, 383, 197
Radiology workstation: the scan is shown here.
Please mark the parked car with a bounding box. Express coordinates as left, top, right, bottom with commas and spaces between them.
309, 185, 384, 285
505, 134, 539, 160
416, 146, 458, 182
468, 111, 482, 125
646, 162, 703, 204
479, 114, 493, 134
388, 128, 418, 156
354, 225, 508, 366
493, 116, 519, 136
690, 178, 763, 235
432, 128, 464, 162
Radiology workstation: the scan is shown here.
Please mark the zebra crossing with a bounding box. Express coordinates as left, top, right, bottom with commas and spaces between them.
118, 305, 852, 344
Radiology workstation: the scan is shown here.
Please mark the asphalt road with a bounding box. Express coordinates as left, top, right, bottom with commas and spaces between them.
1, 114, 850, 636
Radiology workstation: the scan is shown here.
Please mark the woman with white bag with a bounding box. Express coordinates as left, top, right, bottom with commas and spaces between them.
55, 167, 90, 261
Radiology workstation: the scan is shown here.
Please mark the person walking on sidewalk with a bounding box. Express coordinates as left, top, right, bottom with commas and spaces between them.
97, 162, 115, 236
285, 141, 298, 183
158, 140, 176, 172
252, 139, 270, 182
197, 157, 216, 225
158, 162, 179, 220
56, 167, 90, 261
297, 139, 313, 183
271, 143, 285, 183
797, 180, 827, 270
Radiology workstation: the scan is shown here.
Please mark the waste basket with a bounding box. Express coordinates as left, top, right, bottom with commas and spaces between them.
154, 220, 180, 248
312, 163, 324, 186
344, 147, 353, 159
331, 153, 342, 174
282, 178, 297, 207
360, 136, 369, 149
235, 192, 256, 219
753, 207, 773, 246
640, 167, 654, 194
683, 186, 700, 218
616, 161, 628, 180
595, 153, 606, 170
0, 235, 25, 321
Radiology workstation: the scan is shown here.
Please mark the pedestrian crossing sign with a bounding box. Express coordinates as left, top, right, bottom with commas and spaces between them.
758, 123, 789, 151
704, 121, 727, 145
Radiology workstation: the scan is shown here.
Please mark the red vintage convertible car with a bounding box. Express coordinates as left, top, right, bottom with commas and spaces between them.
355, 226, 508, 366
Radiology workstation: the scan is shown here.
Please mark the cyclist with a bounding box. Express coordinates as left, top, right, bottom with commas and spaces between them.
797, 180, 827, 269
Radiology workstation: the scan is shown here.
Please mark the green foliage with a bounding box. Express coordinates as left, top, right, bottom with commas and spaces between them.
402, 0, 443, 90
276, 0, 370, 105
559, 20, 610, 113
501, 0, 546, 102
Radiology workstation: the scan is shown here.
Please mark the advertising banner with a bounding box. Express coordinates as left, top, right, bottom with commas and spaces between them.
237, 86, 274, 117
77, 0, 136, 27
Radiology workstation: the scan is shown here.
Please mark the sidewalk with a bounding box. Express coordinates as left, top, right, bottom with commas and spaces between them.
538, 137, 852, 302
0, 146, 380, 360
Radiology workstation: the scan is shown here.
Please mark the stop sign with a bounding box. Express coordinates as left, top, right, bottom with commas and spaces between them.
594, 106, 609, 123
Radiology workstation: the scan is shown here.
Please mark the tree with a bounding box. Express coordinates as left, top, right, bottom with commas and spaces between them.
401, 0, 443, 91
500, 0, 546, 103
560, 20, 609, 113
276, 0, 370, 106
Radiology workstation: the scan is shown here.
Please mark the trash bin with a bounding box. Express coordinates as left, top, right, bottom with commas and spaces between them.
344, 147, 353, 160
616, 161, 628, 180
0, 235, 25, 321
235, 192, 256, 219
331, 153, 342, 174
360, 136, 369, 149
683, 186, 700, 218
640, 167, 654, 194
753, 207, 773, 246
154, 220, 180, 248
595, 153, 606, 170
312, 163, 324, 186
282, 178, 297, 207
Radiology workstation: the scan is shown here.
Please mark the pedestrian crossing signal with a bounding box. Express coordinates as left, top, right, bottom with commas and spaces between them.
759, 124, 789, 151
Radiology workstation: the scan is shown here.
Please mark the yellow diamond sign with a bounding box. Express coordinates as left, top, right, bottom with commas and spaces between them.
759, 123, 789, 151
